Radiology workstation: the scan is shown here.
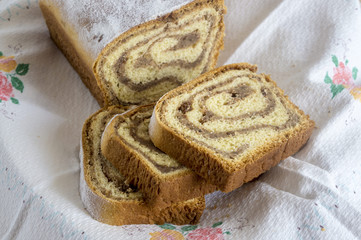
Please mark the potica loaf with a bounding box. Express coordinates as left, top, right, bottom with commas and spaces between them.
39, 0, 226, 106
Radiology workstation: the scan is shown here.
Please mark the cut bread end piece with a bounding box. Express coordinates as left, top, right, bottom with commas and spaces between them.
101, 104, 216, 208
94, 0, 226, 106
80, 105, 205, 225
149, 63, 315, 192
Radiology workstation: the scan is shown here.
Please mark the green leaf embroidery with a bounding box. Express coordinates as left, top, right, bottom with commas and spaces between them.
11, 76, 24, 93
158, 223, 176, 230
10, 97, 19, 104
212, 222, 223, 228
345, 59, 349, 65
330, 84, 344, 98
332, 55, 338, 67
0, 99, 2, 102
225, 231, 231, 235
15, 63, 29, 76
0, 51, 3, 56
181, 225, 197, 232
352, 67, 358, 80
324, 72, 332, 84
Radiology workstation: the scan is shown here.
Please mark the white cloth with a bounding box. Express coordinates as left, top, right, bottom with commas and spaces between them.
1, 0, 361, 239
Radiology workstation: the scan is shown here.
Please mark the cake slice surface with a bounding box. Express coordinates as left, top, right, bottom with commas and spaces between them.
101, 104, 216, 208
149, 63, 315, 192
80, 105, 205, 225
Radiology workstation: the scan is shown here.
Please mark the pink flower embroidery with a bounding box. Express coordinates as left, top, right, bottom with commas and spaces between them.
0, 72, 14, 101
332, 62, 352, 85
187, 228, 224, 240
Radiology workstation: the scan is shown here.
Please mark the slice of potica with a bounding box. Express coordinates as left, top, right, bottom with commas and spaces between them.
80, 105, 205, 225
101, 104, 216, 208
149, 63, 315, 192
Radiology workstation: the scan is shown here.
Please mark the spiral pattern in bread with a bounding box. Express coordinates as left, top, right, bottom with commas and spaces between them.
80, 105, 205, 225
150, 63, 315, 192
101, 104, 216, 207
94, 0, 225, 105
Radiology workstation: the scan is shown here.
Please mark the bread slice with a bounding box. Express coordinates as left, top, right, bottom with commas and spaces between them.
101, 104, 216, 208
149, 63, 315, 192
80, 105, 205, 225
39, 0, 226, 106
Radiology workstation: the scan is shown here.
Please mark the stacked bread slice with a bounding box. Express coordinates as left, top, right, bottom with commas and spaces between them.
80, 105, 205, 225
101, 104, 216, 208
149, 63, 315, 192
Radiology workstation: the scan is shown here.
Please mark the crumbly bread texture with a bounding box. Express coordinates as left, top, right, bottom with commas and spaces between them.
149, 63, 315, 192
39, 0, 225, 106
80, 105, 205, 225
101, 104, 216, 208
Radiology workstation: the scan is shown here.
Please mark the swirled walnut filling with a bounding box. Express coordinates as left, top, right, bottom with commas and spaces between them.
113, 105, 186, 174
95, 2, 225, 105
160, 69, 302, 160
84, 108, 142, 200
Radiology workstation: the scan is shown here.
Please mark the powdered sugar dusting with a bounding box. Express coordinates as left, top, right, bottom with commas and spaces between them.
48, 0, 194, 61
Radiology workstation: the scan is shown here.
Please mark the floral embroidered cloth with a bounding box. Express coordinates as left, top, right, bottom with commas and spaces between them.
1, 0, 361, 239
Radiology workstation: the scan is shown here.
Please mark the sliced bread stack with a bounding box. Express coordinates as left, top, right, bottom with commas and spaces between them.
40, 0, 228, 226
41, 0, 314, 227
99, 63, 314, 225
80, 105, 205, 225
101, 104, 216, 208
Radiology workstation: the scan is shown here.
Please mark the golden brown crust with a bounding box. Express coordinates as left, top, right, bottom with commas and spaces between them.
39, 1, 105, 106
101, 105, 216, 208
80, 105, 205, 225
150, 63, 315, 192
93, 0, 226, 106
